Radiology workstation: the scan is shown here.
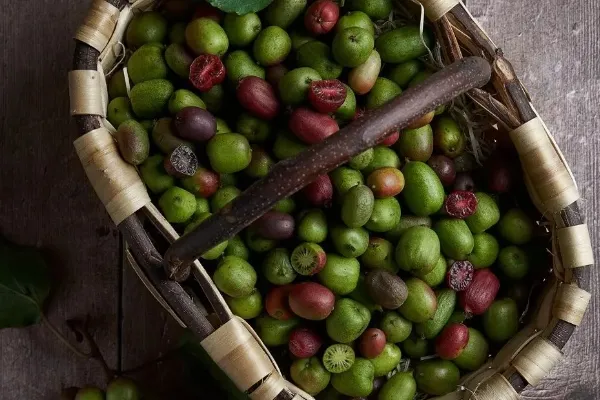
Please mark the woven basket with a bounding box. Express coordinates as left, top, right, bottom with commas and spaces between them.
69, 0, 593, 398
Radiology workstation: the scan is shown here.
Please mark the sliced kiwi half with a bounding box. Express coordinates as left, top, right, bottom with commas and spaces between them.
323, 344, 355, 373
291, 242, 326, 275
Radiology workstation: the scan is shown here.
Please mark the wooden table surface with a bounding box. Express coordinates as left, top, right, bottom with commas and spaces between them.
1, 0, 598, 399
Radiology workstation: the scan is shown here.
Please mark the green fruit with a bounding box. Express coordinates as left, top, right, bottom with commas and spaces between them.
158, 187, 196, 223
347, 0, 393, 19
211, 186, 241, 212
348, 49, 381, 95
290, 357, 331, 396
223, 12, 262, 47
375, 26, 433, 63
386, 215, 432, 242
465, 192, 500, 233
415, 289, 456, 339
332, 27, 375, 67
335, 84, 357, 122
331, 358, 375, 397
224, 50, 266, 82
116, 119, 150, 165
126, 11, 167, 48
262, 248, 297, 285
253, 26, 292, 66
483, 299, 519, 342
326, 298, 371, 343
186, 18, 229, 56
395, 226, 441, 273
298, 209, 328, 243
330, 167, 364, 195
169, 22, 186, 44
370, 343, 402, 376
265, 0, 307, 28
291, 242, 325, 275
366, 77, 402, 109
200, 84, 225, 113
226, 290, 262, 319
246, 228, 277, 253
107, 97, 134, 128
360, 237, 397, 272
273, 130, 307, 159
216, 118, 232, 134
290, 29, 315, 50
127, 43, 168, 84
365, 197, 401, 233
129, 79, 174, 118
140, 155, 174, 194
245, 145, 274, 178
237, 112, 272, 142
434, 219, 475, 260
341, 184, 375, 228
453, 328, 489, 370
396, 124, 434, 162
433, 116, 465, 158
378, 371, 417, 400
498, 245, 530, 279
152, 118, 191, 153
468, 232, 500, 268
401, 161, 445, 216
213, 256, 256, 298
402, 335, 429, 358
108, 69, 128, 99
336, 11, 375, 36
165, 43, 193, 79
273, 197, 296, 214
498, 208, 534, 245
414, 359, 460, 396
380, 311, 412, 343
75, 387, 104, 400
318, 254, 360, 295
349, 149, 374, 172
364, 146, 401, 175
331, 225, 370, 258
323, 344, 355, 373
398, 278, 438, 323
296, 41, 343, 79
225, 235, 250, 260
194, 197, 211, 218
279, 67, 322, 105
408, 70, 432, 88
448, 310, 468, 325
168, 89, 206, 115
387, 60, 424, 88
256, 315, 300, 346
184, 213, 228, 259
207, 133, 252, 173
416, 255, 447, 287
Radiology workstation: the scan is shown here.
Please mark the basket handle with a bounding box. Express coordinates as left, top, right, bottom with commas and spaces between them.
164, 56, 491, 277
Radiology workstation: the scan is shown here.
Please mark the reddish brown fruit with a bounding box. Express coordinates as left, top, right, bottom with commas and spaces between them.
378, 131, 400, 146
265, 285, 294, 320
444, 191, 478, 218
427, 154, 456, 187
253, 210, 295, 240
288, 282, 335, 320
184, 167, 220, 198
406, 111, 435, 129
289, 328, 323, 358
359, 328, 387, 359
460, 269, 500, 316
266, 64, 289, 88
302, 174, 334, 207
366, 167, 405, 198
435, 323, 470, 360
453, 173, 475, 192
289, 107, 339, 144
486, 156, 515, 193
190, 54, 226, 92
237, 76, 280, 120
304, 0, 340, 35
352, 108, 366, 121
308, 79, 347, 113
174, 107, 217, 142
193, 2, 223, 22
446, 260, 474, 292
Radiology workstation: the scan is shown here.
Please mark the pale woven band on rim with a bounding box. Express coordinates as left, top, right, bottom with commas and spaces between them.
553, 283, 592, 326
74, 0, 120, 52
512, 337, 562, 386
510, 117, 579, 214
69, 70, 106, 117
420, 0, 461, 21
557, 224, 594, 268
471, 373, 519, 400
74, 127, 151, 225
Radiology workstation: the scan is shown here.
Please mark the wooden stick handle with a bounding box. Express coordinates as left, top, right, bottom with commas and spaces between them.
163, 56, 492, 277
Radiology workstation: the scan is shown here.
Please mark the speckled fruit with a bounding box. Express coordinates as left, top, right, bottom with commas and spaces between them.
288, 282, 336, 320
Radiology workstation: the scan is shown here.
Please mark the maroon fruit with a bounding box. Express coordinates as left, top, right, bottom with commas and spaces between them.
289, 107, 340, 144
359, 328, 387, 359
265, 285, 294, 320
266, 64, 289, 88
174, 106, 217, 142
453, 173, 475, 192
378, 131, 400, 147
288, 282, 335, 320
366, 167, 405, 198
459, 268, 500, 316
183, 167, 220, 198
253, 210, 295, 240
193, 2, 222, 22
427, 154, 456, 187
444, 191, 478, 218
308, 79, 347, 113
237, 76, 280, 120
486, 156, 514, 193
304, 0, 340, 35
446, 260, 474, 292
435, 323, 470, 360
289, 328, 323, 358
352, 108, 366, 121
302, 174, 334, 207
190, 54, 226, 92
163, 145, 198, 178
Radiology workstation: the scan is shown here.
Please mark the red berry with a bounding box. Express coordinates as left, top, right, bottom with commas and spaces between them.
304, 0, 340, 35
302, 174, 334, 207
237, 76, 280, 120
446, 260, 474, 292
308, 79, 347, 113
435, 323, 470, 360
189, 54, 226, 92
378, 131, 400, 146
359, 328, 387, 359
289, 107, 339, 144
352, 108, 366, 121
266, 64, 288, 88
460, 269, 500, 316
193, 2, 223, 22
444, 190, 478, 218
184, 167, 220, 198
265, 285, 294, 320
289, 328, 323, 358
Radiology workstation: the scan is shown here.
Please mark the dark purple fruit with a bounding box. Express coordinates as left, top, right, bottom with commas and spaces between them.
163, 145, 198, 178
446, 260, 474, 291
444, 191, 477, 219
427, 154, 456, 187
486, 156, 516, 193
253, 210, 295, 240
266, 64, 289, 88
453, 172, 475, 192
174, 106, 217, 142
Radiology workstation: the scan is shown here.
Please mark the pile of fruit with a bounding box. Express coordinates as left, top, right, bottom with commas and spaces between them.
64, 378, 139, 400
106, 0, 543, 398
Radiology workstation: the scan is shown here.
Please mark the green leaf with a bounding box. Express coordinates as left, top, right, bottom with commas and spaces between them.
206, 0, 274, 14
0, 237, 51, 328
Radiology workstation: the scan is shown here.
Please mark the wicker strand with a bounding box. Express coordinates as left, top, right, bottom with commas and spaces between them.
69, 70, 106, 117
470, 374, 519, 400
512, 337, 563, 386
74, 0, 120, 51
419, 0, 461, 21
557, 224, 594, 269
553, 283, 592, 326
